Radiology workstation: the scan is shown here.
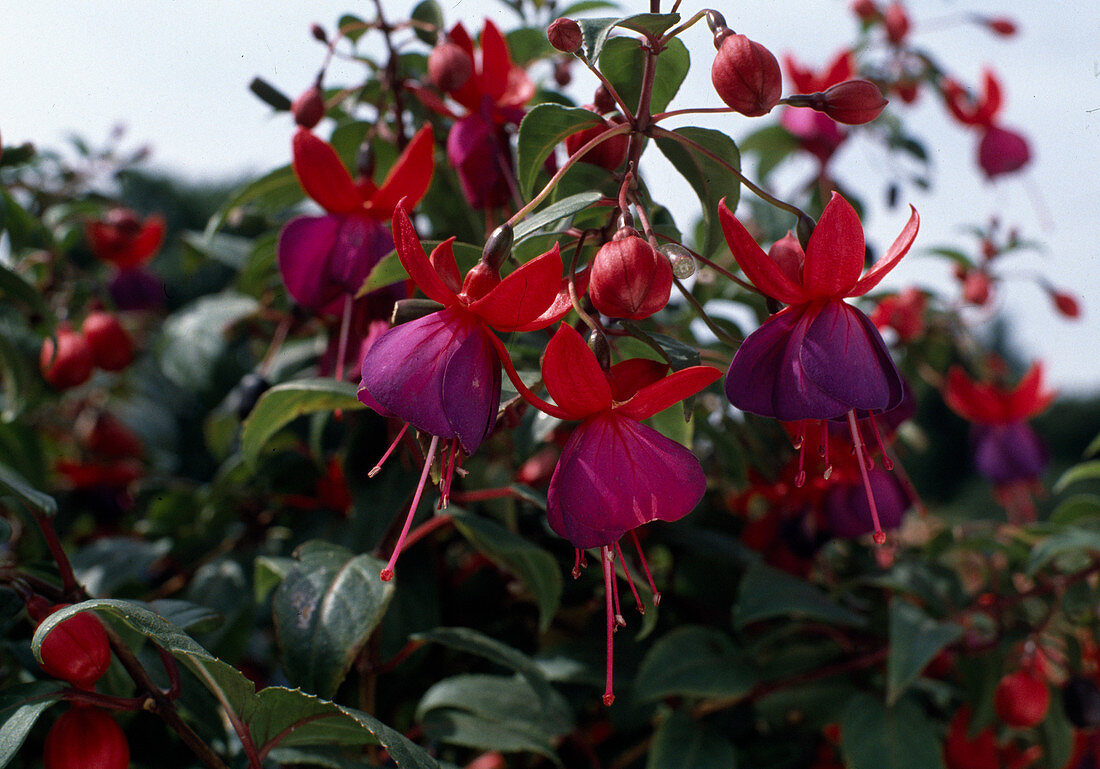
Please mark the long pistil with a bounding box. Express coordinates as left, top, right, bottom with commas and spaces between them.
380, 434, 440, 581
601, 546, 616, 706
847, 409, 886, 545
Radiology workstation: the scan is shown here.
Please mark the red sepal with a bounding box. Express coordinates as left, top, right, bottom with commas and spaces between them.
848, 204, 920, 296
718, 198, 804, 305
607, 358, 669, 402
617, 366, 722, 421
467, 245, 563, 331
513, 266, 589, 333
291, 129, 362, 214
479, 20, 512, 103
368, 125, 435, 217
542, 324, 612, 419
391, 206, 459, 306
802, 192, 865, 298
1004, 363, 1056, 422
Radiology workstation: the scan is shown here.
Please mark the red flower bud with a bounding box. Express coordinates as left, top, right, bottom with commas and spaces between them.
961, 270, 992, 306
86, 413, 145, 459
711, 34, 783, 117
310, 23, 328, 43
1051, 290, 1081, 318
851, 0, 879, 22
43, 707, 129, 769
82, 311, 134, 372
893, 80, 919, 104
884, 2, 910, 44
593, 85, 616, 114
40, 325, 95, 390
553, 59, 572, 87
428, 41, 473, 93
980, 16, 1017, 36
994, 669, 1050, 728
943, 707, 998, 769
547, 18, 583, 54
977, 126, 1030, 179
819, 80, 888, 124
291, 85, 325, 129
564, 113, 628, 170
589, 234, 673, 320
32, 603, 112, 689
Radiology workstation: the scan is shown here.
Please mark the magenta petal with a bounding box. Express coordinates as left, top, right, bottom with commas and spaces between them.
725, 306, 850, 421
799, 300, 902, 415
359, 309, 477, 440
327, 216, 394, 296
546, 413, 705, 549
441, 324, 501, 454
972, 422, 1048, 485
824, 468, 909, 538
278, 215, 343, 311
447, 114, 508, 210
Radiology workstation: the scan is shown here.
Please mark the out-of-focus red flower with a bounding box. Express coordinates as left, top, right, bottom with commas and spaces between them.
871, 287, 926, 343
40, 325, 95, 391
884, 2, 910, 44
82, 311, 134, 372
85, 208, 165, 269
785, 50, 855, 94
43, 707, 129, 769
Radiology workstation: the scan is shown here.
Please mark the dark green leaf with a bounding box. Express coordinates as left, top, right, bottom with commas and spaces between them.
0, 263, 50, 325
517, 105, 603, 200
886, 600, 962, 705
255, 555, 295, 602
71, 537, 172, 595
205, 164, 302, 235
1055, 460, 1100, 493
0, 331, 32, 421
1052, 494, 1100, 525
160, 293, 259, 391
1039, 686, 1076, 769
513, 191, 602, 242
841, 694, 945, 769
249, 77, 292, 111
0, 460, 57, 517
616, 12, 680, 39
272, 541, 394, 698
0, 682, 63, 767
600, 36, 688, 115
654, 126, 740, 256
1027, 527, 1100, 576
575, 17, 619, 62
634, 626, 755, 702
410, 0, 444, 45
149, 599, 224, 635
338, 15, 368, 43
450, 509, 562, 631
734, 561, 867, 629
647, 710, 737, 769
242, 379, 365, 468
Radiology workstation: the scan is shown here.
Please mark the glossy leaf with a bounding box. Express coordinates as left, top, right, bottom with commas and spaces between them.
1026, 527, 1100, 576
517, 104, 602, 199
449, 510, 562, 632
600, 36, 689, 115
886, 600, 962, 705
242, 379, 365, 468
513, 191, 602, 242
734, 561, 867, 629
647, 711, 737, 769
1054, 460, 1100, 493
160, 293, 259, 392
206, 164, 302, 235
71, 537, 172, 595
575, 17, 619, 62
410, 0, 444, 45
616, 12, 681, 39
272, 541, 394, 698
841, 693, 945, 769
634, 626, 755, 702
0, 460, 57, 517
0, 682, 63, 767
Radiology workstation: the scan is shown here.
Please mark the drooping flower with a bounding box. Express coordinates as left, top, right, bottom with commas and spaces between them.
422, 20, 534, 209
527, 323, 720, 704
721, 191, 919, 543
870, 286, 927, 343
780, 52, 855, 165
941, 70, 1030, 179
358, 205, 574, 579
943, 363, 1054, 521
278, 125, 435, 316
85, 208, 165, 269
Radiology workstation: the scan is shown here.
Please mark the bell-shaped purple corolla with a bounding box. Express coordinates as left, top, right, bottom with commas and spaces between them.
824, 467, 909, 538
971, 422, 1048, 486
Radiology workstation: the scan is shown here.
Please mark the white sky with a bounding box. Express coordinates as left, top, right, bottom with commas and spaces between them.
4, 1, 1099, 392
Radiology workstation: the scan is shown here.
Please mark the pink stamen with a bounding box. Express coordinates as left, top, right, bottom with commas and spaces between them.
609, 548, 626, 628
439, 439, 460, 509
795, 441, 807, 488
380, 435, 440, 581
630, 529, 661, 606
572, 548, 585, 579
869, 417, 894, 470
847, 410, 886, 545
615, 541, 645, 615
822, 432, 832, 479
601, 546, 615, 706
369, 423, 410, 478
334, 295, 354, 384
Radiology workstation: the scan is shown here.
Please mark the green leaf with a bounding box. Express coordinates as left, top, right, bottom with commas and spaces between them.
338, 14, 368, 43
358, 241, 483, 297
1055, 460, 1100, 493
414, 627, 557, 706
71, 537, 172, 595
1052, 494, 1100, 525
206, 164, 302, 235
634, 626, 755, 702
517, 105, 603, 200
513, 191, 603, 242
0, 331, 32, 421
647, 710, 737, 769
575, 17, 619, 62
417, 674, 572, 759
654, 126, 741, 256
1026, 527, 1100, 576
616, 12, 680, 39
255, 555, 295, 602
0, 460, 57, 517
841, 693, 945, 769
739, 124, 800, 184
0, 263, 50, 326
160, 293, 259, 391
0, 682, 63, 767
886, 600, 962, 705
734, 561, 867, 629
450, 510, 562, 632
410, 0, 444, 45
600, 36, 688, 115
149, 599, 224, 635
272, 541, 394, 698
242, 379, 365, 468
1084, 431, 1100, 458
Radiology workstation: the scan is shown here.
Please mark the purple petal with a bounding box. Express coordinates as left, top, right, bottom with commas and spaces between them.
972, 422, 1048, 484
547, 414, 705, 548
278, 214, 343, 311
823, 468, 909, 538
441, 323, 501, 454
328, 216, 394, 296
799, 300, 903, 416
359, 308, 478, 440
447, 114, 508, 210
109, 268, 165, 311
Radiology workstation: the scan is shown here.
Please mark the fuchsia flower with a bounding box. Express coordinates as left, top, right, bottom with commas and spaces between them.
781, 51, 854, 165
527, 323, 719, 704
944, 363, 1055, 521
278, 125, 435, 315
358, 205, 574, 579
720, 191, 919, 543
941, 70, 1030, 179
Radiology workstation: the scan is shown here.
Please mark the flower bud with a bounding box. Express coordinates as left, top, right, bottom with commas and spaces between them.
590, 234, 673, 320
818, 80, 888, 124
1050, 289, 1081, 319
40, 325, 95, 390
593, 85, 616, 114
553, 59, 572, 87
547, 18, 583, 54
564, 114, 628, 170
82, 311, 134, 372
311, 23, 328, 43
977, 126, 1030, 178
851, 0, 879, 22
884, 2, 910, 44
428, 41, 473, 93
711, 34, 782, 117
31, 602, 112, 689
961, 270, 992, 306
978, 16, 1017, 36
86, 413, 144, 459
291, 85, 325, 129
994, 669, 1050, 728
43, 707, 130, 769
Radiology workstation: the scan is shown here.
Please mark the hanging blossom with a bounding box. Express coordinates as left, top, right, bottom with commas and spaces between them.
943, 362, 1055, 522
941, 69, 1031, 179
85, 208, 167, 310
419, 20, 534, 209
513, 323, 720, 705
721, 191, 919, 544
358, 204, 575, 580
780, 50, 854, 167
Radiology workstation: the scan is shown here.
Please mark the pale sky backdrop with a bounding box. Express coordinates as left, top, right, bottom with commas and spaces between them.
4, 1, 1099, 392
